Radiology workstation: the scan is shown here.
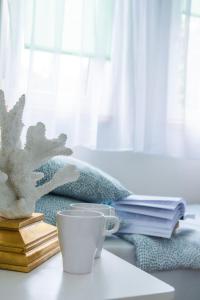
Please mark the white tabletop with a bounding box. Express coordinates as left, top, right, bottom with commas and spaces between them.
0, 250, 174, 300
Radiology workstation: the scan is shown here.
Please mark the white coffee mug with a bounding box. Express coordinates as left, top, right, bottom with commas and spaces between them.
57, 209, 119, 274
70, 203, 120, 258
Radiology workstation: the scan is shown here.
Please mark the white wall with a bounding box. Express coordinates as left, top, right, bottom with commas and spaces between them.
73, 146, 200, 204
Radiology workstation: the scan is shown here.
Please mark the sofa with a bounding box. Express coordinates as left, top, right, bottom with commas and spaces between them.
73, 147, 200, 300
104, 224, 200, 300
36, 194, 200, 300
36, 146, 200, 300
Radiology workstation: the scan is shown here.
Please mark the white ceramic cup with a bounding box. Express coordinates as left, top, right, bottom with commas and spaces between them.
70, 203, 120, 258
57, 209, 119, 274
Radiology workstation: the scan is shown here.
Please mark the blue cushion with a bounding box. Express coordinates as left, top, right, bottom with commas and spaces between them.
37, 157, 130, 204
35, 194, 83, 225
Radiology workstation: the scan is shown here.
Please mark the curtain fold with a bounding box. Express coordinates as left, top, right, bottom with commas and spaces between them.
97, 0, 184, 154
0, 0, 24, 106
1, 0, 200, 158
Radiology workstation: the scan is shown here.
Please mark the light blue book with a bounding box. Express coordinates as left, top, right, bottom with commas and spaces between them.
115, 194, 186, 238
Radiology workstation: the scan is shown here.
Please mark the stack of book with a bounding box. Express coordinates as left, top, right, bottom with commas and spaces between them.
115, 194, 186, 238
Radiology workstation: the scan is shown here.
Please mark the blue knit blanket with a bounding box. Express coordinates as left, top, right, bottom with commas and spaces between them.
119, 227, 200, 272
36, 194, 200, 272
36, 158, 200, 272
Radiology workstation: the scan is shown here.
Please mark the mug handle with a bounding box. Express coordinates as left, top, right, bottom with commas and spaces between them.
104, 216, 120, 236
110, 206, 116, 216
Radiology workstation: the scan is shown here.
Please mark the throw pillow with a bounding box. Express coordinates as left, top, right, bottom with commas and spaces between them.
36, 156, 131, 204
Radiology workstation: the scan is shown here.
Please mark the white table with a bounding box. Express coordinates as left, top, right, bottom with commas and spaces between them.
0, 250, 174, 300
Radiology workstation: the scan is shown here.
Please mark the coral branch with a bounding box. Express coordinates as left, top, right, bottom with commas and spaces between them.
37, 164, 79, 198
0, 91, 25, 155
25, 122, 72, 169
0, 91, 79, 219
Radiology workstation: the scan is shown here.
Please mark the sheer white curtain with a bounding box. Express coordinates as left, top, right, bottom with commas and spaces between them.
183, 0, 200, 158
98, 0, 184, 152
20, 0, 114, 147
1, 0, 200, 157
0, 0, 24, 106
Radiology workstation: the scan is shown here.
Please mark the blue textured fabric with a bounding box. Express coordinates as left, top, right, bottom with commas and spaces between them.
37, 157, 130, 203
35, 194, 84, 225
36, 195, 200, 272
120, 227, 200, 272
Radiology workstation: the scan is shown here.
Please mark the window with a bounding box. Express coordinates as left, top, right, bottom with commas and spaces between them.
25, 0, 114, 60
22, 0, 115, 139
182, 0, 200, 131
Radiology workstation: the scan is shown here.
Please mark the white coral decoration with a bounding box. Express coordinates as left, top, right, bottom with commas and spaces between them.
0, 90, 79, 219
